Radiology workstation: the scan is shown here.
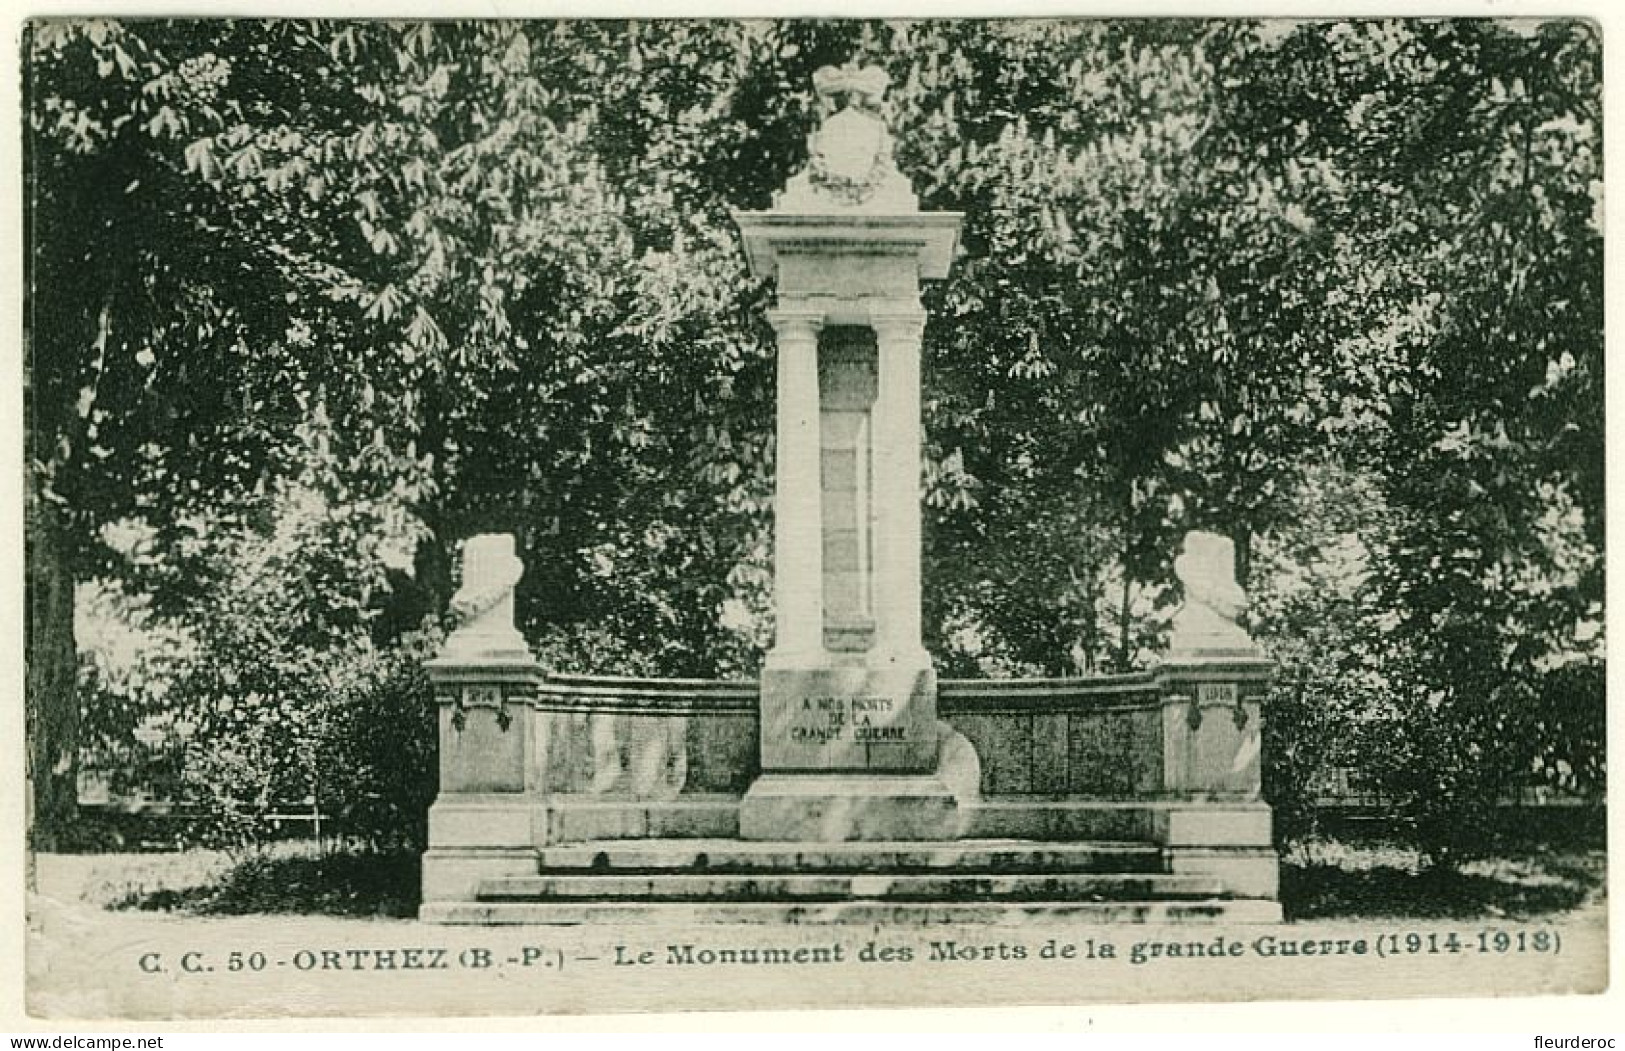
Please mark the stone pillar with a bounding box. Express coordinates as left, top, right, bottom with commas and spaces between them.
766, 307, 824, 665
419, 534, 544, 912
732, 62, 969, 841
1151, 530, 1280, 906
871, 309, 927, 662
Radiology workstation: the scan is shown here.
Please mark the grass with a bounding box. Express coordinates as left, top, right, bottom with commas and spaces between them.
1279, 817, 1606, 921
87, 840, 421, 919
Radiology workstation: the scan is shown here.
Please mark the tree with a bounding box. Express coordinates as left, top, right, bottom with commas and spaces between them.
26, 20, 332, 845
27, 19, 1602, 864
1239, 19, 1604, 862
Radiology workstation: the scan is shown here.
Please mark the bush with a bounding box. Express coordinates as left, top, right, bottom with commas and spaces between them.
1252, 465, 1605, 870
175, 626, 440, 854
136, 472, 443, 854
1262, 598, 1605, 870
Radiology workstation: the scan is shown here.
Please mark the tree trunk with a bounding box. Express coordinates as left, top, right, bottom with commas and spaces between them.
26, 486, 78, 853
1114, 489, 1136, 672
1233, 524, 1253, 593
1115, 572, 1133, 672
1069, 565, 1096, 674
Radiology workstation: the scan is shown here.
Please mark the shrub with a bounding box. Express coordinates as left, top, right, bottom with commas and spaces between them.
151, 475, 440, 854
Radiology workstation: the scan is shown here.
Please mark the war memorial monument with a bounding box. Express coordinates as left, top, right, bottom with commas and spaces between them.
418, 65, 1282, 925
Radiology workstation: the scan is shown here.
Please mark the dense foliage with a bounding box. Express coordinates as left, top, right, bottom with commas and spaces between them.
27, 19, 1602, 863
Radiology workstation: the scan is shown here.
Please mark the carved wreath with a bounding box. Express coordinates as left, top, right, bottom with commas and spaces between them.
807, 149, 894, 206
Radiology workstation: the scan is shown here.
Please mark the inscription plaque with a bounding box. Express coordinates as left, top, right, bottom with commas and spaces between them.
1197, 682, 1239, 706
761, 667, 937, 772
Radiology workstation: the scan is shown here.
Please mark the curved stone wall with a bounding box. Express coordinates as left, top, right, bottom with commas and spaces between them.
525, 672, 1176, 801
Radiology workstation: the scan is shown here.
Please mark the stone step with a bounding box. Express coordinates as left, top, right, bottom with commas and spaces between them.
478, 872, 1224, 902
423, 898, 1285, 925
536, 838, 1165, 875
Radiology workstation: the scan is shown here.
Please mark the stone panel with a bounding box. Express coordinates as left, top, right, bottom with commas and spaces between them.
739, 773, 961, 841
1191, 697, 1262, 797
817, 328, 879, 408
823, 529, 862, 571
821, 487, 858, 523
940, 713, 993, 791
625, 714, 687, 799
544, 711, 596, 793
760, 664, 938, 772
438, 700, 525, 795
421, 846, 538, 905
823, 573, 864, 619
1066, 709, 1158, 797
1154, 805, 1274, 848
1031, 712, 1070, 794
962, 800, 1158, 841
952, 712, 1032, 795
1130, 707, 1164, 794
776, 252, 923, 300
426, 799, 535, 848
1160, 686, 1264, 797
821, 450, 857, 491
1165, 847, 1281, 899
683, 714, 758, 794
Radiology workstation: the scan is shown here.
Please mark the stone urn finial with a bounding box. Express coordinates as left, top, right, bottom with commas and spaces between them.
1168, 530, 1261, 658
776, 62, 918, 213
441, 533, 531, 661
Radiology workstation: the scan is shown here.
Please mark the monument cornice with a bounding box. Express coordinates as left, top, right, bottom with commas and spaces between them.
732, 211, 963, 282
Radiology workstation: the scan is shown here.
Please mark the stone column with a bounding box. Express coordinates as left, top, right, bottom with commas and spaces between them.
871, 309, 928, 661
767, 307, 825, 663
419, 534, 544, 914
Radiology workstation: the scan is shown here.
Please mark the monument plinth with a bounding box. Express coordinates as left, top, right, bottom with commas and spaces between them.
733, 64, 975, 840
420, 534, 545, 904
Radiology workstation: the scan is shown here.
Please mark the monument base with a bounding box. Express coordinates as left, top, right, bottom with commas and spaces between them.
423, 833, 1284, 925
738, 773, 964, 841
419, 792, 544, 905
421, 847, 537, 905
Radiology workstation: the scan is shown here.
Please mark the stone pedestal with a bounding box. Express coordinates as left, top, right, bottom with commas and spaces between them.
420, 535, 544, 907
1149, 530, 1281, 904
733, 64, 970, 841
